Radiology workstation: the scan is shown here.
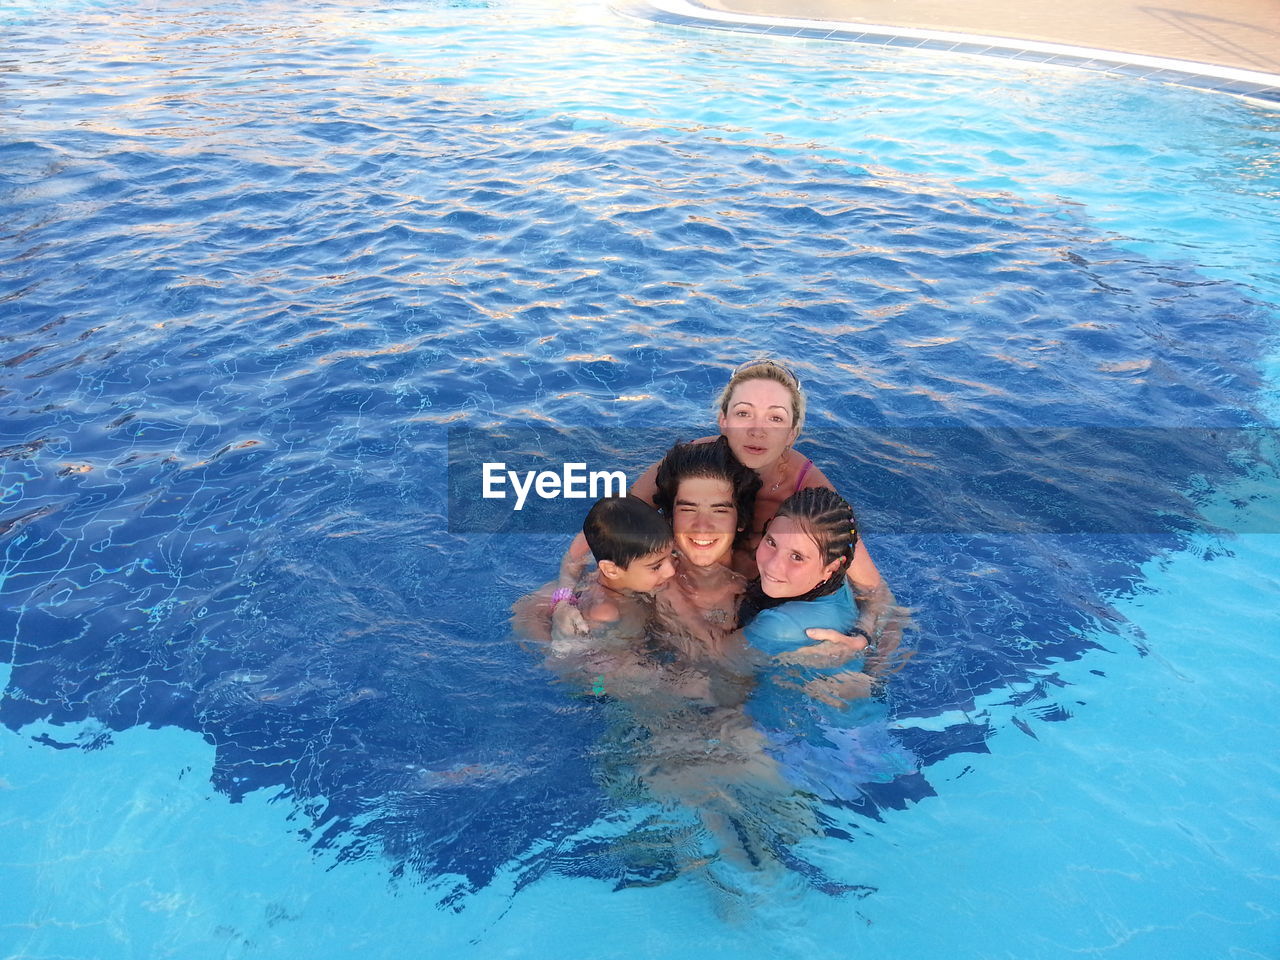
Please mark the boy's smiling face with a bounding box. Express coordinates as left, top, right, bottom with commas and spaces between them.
672, 475, 737, 568
608, 547, 676, 595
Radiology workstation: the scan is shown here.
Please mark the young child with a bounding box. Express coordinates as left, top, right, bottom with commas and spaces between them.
511, 496, 675, 697
738, 487, 860, 656
736, 487, 918, 801
566, 495, 676, 639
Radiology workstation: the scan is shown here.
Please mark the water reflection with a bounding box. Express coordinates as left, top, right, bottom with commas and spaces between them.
1, 0, 1277, 916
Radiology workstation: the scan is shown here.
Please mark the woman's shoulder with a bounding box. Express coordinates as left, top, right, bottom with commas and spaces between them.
793, 453, 833, 491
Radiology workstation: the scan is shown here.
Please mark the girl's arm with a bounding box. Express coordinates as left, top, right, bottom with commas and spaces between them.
775, 637, 866, 668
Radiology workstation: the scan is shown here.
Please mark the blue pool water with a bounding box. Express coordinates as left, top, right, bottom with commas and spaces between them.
2, 0, 1279, 956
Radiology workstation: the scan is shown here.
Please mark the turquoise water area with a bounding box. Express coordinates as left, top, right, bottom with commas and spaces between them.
2, 0, 1279, 956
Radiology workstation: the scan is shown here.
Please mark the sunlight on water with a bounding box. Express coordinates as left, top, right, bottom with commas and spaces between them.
1, 0, 1278, 955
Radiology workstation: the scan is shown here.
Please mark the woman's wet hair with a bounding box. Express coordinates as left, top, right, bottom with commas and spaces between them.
652, 436, 761, 550
739, 487, 858, 624
582, 496, 673, 568
714, 359, 806, 433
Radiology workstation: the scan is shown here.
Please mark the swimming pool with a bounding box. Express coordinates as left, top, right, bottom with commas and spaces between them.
2, 0, 1278, 956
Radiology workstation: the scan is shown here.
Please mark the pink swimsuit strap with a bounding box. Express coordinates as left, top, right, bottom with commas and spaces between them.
793, 458, 813, 492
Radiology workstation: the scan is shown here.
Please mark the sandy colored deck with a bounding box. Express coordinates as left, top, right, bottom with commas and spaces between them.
697, 0, 1280, 74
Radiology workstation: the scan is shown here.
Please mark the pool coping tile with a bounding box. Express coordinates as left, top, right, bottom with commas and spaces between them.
614, 0, 1280, 104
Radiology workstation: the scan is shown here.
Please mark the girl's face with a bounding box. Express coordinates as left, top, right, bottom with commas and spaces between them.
755, 515, 843, 598
672, 475, 738, 568
717, 378, 799, 471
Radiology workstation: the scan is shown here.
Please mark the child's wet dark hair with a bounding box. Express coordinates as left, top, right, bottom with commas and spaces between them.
583, 496, 673, 568
740, 487, 858, 624
652, 436, 761, 550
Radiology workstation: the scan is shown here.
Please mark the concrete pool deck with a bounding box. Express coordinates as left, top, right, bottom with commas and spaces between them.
696, 0, 1280, 74
621, 0, 1280, 100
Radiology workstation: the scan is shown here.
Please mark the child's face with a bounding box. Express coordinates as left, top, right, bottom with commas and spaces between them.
755, 516, 842, 598
613, 547, 676, 594
672, 475, 738, 568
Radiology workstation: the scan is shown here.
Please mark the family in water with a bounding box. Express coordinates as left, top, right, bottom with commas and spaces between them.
512, 359, 909, 883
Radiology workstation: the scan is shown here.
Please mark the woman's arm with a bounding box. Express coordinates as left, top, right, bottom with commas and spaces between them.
784, 544, 893, 659
849, 572, 895, 638
550, 533, 593, 637
744, 609, 870, 708
802, 597, 910, 678
626, 457, 661, 505
848, 540, 884, 595
557, 531, 592, 590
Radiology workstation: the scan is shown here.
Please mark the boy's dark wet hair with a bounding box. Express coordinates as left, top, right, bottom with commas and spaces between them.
583, 496, 673, 568
652, 436, 761, 550
740, 487, 858, 624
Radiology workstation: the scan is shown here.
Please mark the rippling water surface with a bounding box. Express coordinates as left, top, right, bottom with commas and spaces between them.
2, 0, 1279, 956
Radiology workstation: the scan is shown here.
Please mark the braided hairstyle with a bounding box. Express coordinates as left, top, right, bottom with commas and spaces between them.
652, 436, 761, 551
739, 487, 858, 625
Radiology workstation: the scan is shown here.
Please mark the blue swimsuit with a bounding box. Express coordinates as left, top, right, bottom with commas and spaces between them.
741, 581, 857, 656
742, 583, 916, 798
742, 582, 859, 730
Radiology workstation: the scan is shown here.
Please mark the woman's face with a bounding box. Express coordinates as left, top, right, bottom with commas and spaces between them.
755, 515, 843, 598
671, 475, 738, 568
717, 378, 800, 471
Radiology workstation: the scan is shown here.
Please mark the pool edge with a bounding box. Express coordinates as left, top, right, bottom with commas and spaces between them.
613, 0, 1280, 104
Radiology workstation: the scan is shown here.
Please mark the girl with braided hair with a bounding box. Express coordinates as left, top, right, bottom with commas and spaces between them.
737, 487, 861, 656
735, 487, 916, 797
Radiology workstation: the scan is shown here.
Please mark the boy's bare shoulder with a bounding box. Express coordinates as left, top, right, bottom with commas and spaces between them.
582, 597, 622, 624
576, 578, 622, 625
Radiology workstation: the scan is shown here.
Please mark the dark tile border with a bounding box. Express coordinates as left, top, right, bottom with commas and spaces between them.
613, 0, 1280, 104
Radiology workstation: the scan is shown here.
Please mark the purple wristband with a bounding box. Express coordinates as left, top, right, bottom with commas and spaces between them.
551, 588, 578, 610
